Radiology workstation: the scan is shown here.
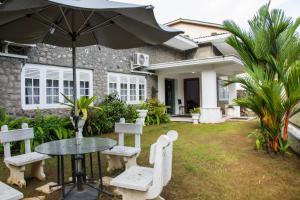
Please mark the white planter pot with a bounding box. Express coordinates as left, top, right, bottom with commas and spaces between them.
191, 113, 200, 124
137, 109, 148, 126
70, 117, 86, 138
226, 108, 235, 117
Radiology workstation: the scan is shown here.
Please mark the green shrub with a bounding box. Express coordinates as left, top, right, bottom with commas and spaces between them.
0, 109, 74, 155
85, 94, 138, 135
142, 98, 170, 125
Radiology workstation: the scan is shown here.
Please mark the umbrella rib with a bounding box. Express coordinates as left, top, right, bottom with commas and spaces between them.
31, 8, 69, 34
58, 6, 73, 34
76, 10, 95, 34
79, 11, 100, 46
41, 8, 70, 43
79, 14, 121, 35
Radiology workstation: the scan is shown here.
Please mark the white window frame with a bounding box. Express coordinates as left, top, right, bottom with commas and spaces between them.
21, 63, 93, 110
107, 72, 147, 104
218, 79, 229, 101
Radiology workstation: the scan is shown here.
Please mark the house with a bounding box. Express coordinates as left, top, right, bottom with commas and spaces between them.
0, 18, 244, 123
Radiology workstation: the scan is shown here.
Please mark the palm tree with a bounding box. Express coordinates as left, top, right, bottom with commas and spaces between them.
223, 3, 300, 152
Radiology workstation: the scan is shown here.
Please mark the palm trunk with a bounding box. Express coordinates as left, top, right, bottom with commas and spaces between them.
273, 136, 278, 152
283, 109, 290, 142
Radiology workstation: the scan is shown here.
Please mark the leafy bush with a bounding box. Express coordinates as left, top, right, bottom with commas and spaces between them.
142, 98, 170, 125
190, 107, 201, 114
85, 94, 138, 135
0, 109, 74, 155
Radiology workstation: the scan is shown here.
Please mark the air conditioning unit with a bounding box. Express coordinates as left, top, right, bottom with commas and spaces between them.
133, 53, 150, 67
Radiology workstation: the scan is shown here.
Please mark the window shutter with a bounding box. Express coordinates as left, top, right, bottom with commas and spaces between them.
25, 68, 40, 79
80, 71, 90, 81
109, 74, 117, 83
63, 71, 73, 80
46, 69, 59, 80
130, 77, 137, 84
120, 76, 128, 83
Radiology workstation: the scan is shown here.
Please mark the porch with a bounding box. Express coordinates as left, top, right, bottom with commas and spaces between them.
148, 55, 244, 123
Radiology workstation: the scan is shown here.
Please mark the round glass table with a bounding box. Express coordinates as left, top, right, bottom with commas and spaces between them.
35, 137, 117, 200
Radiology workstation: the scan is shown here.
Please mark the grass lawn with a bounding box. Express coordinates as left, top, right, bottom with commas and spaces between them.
1, 120, 300, 199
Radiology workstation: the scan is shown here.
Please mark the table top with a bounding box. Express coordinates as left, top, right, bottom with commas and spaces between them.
35, 137, 117, 156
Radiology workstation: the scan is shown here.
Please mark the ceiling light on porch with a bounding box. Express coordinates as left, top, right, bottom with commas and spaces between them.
192, 71, 195, 74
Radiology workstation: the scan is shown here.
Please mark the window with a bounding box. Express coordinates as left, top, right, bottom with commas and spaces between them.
46, 70, 59, 104
120, 76, 128, 102
218, 79, 229, 101
107, 73, 146, 104
24, 68, 40, 105
63, 72, 73, 102
22, 64, 93, 109
139, 78, 146, 101
25, 78, 40, 105
130, 84, 136, 101
79, 72, 91, 98
108, 75, 117, 94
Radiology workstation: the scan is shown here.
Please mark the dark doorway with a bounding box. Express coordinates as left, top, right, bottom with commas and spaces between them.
165, 79, 175, 114
184, 78, 200, 113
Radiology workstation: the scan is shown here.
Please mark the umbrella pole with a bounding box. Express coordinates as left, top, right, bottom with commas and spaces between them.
72, 42, 79, 134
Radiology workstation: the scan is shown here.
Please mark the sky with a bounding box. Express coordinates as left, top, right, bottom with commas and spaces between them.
117, 0, 299, 28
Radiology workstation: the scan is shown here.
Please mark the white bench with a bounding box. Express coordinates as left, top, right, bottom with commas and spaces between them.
0, 181, 23, 200
111, 130, 178, 200
0, 123, 50, 188
102, 118, 143, 172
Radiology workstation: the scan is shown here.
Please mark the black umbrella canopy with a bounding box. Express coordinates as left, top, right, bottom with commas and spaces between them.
0, 0, 182, 134
0, 0, 182, 48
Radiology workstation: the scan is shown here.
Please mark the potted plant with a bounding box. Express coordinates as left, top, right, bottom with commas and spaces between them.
61, 94, 99, 138
136, 102, 148, 126
190, 107, 201, 124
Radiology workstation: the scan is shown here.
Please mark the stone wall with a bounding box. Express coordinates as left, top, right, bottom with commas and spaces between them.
0, 44, 184, 116
0, 56, 23, 116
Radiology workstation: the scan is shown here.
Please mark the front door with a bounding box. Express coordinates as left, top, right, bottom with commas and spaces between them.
184, 78, 200, 113
165, 79, 175, 114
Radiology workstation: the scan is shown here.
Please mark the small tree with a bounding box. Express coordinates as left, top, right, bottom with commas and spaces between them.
223, 2, 300, 153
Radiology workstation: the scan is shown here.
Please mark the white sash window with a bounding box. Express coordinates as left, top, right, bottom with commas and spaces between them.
21, 64, 93, 109
107, 72, 146, 104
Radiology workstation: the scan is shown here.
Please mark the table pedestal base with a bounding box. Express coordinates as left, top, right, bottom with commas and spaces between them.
60, 184, 99, 200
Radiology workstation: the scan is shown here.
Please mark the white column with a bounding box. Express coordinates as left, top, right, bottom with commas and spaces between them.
227, 77, 240, 117
157, 75, 165, 103
228, 82, 237, 105
200, 71, 223, 123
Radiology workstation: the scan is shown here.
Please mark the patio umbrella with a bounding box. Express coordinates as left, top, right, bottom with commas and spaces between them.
0, 0, 182, 134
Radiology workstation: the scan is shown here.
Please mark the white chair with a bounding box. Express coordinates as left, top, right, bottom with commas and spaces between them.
0, 181, 23, 200
102, 118, 143, 172
0, 123, 50, 188
111, 130, 178, 200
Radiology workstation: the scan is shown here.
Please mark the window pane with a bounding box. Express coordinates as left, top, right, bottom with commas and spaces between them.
85, 89, 89, 96
47, 96, 52, 104
33, 79, 39, 87
25, 78, 32, 86
64, 80, 69, 87
70, 81, 74, 87
25, 96, 32, 104
33, 96, 40, 104
80, 81, 84, 88
25, 88, 32, 95
46, 88, 52, 95
33, 88, 39, 95
53, 96, 59, 103
53, 80, 59, 87
85, 81, 89, 88
64, 89, 69, 95
53, 88, 59, 95
80, 89, 85, 96
46, 80, 52, 87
